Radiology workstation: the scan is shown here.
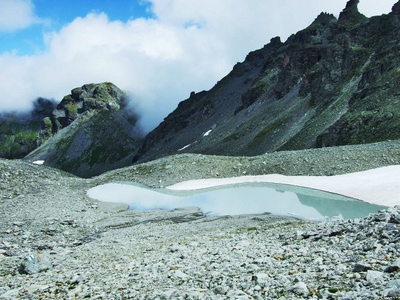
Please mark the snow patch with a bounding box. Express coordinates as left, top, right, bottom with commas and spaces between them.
203, 130, 212, 137
32, 160, 45, 165
177, 144, 191, 152
167, 165, 400, 208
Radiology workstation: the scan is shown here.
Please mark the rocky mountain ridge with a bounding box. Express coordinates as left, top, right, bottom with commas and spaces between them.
23, 83, 144, 177
132, 0, 400, 163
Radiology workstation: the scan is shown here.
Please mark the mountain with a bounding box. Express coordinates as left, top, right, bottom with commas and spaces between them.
133, 0, 400, 163
24, 82, 144, 177
0, 98, 57, 159
2, 0, 399, 177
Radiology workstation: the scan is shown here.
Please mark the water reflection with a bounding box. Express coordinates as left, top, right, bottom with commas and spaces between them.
87, 182, 385, 221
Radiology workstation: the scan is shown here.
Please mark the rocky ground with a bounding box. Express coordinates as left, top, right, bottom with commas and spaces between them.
1, 140, 400, 299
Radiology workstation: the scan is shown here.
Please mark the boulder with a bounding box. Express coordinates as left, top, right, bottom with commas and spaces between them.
19, 252, 52, 275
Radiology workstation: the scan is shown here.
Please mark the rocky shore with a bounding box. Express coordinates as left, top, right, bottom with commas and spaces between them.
1, 140, 400, 299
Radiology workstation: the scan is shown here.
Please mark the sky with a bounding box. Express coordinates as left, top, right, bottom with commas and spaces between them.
0, 0, 397, 132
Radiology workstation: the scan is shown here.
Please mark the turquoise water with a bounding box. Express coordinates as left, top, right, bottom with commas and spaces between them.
87, 182, 385, 221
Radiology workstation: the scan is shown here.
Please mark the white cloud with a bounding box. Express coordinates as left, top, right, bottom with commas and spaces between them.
0, 0, 39, 32
0, 0, 397, 131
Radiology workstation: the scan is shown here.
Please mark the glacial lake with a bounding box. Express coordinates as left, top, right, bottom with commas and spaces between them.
87, 182, 385, 221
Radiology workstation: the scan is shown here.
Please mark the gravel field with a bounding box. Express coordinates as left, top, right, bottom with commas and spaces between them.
1, 140, 400, 299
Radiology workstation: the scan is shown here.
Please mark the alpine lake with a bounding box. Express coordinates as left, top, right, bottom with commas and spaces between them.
87, 182, 385, 222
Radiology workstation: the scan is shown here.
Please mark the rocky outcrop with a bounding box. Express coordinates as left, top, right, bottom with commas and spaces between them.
338, 0, 367, 26
24, 82, 144, 177
133, 0, 400, 163
36, 82, 126, 146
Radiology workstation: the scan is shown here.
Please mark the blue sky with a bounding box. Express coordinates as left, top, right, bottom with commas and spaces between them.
0, 0, 397, 131
1, 0, 154, 55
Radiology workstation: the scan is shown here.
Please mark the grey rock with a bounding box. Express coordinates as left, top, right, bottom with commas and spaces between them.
171, 269, 189, 280
387, 288, 400, 298
0, 289, 20, 299
387, 280, 400, 289
366, 270, 384, 284
213, 286, 227, 295
252, 273, 270, 286
385, 265, 400, 273
353, 263, 372, 272
226, 289, 253, 299
19, 252, 52, 275
289, 282, 309, 296
389, 215, 400, 224
70, 273, 86, 284
320, 288, 344, 299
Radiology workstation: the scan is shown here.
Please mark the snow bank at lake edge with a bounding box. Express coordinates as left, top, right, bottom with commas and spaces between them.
167, 165, 400, 207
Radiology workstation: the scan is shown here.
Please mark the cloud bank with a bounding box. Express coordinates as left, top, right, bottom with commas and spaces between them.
0, 0, 39, 32
0, 0, 397, 131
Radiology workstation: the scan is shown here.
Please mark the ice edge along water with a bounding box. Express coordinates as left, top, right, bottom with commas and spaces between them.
167, 165, 400, 207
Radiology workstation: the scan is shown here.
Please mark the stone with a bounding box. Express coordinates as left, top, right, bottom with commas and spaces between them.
389, 215, 400, 224
387, 288, 400, 298
366, 270, 384, 284
320, 288, 344, 299
70, 273, 86, 285
0, 289, 20, 299
353, 263, 372, 272
373, 212, 390, 222
19, 252, 52, 275
387, 280, 400, 289
226, 289, 252, 299
172, 270, 189, 280
289, 282, 309, 296
252, 273, 269, 286
314, 257, 323, 265
315, 247, 327, 253
213, 286, 227, 295
384, 265, 400, 273
12, 222, 24, 227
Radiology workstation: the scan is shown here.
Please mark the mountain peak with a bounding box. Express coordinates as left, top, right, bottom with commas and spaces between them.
25, 82, 144, 177
338, 0, 367, 26
132, 0, 400, 164
344, 0, 360, 11
392, 1, 400, 14
62, 82, 125, 113
36, 82, 127, 147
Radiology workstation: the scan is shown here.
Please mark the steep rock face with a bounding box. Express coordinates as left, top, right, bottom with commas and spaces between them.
25, 83, 144, 177
133, 0, 400, 163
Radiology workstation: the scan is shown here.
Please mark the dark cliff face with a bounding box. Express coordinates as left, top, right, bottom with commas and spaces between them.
133, 0, 400, 163
24, 82, 144, 177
